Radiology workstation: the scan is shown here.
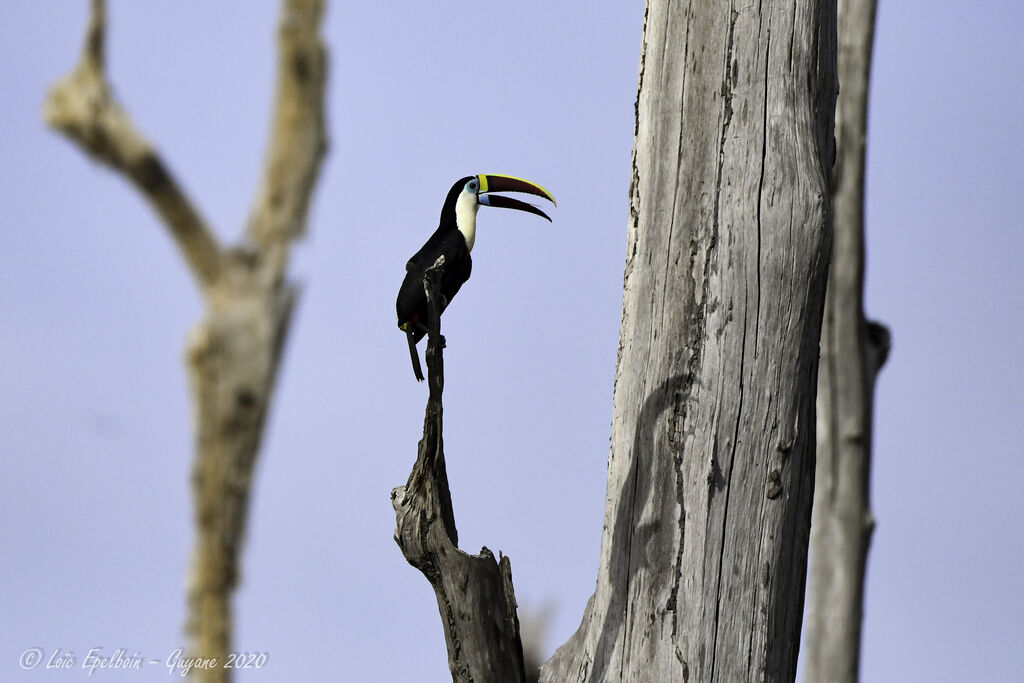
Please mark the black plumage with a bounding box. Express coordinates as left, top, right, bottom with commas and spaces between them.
396, 173, 555, 381
395, 177, 475, 345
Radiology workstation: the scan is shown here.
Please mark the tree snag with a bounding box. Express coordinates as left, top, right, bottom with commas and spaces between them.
543, 1, 838, 681
44, 2, 328, 681
392, 257, 527, 683
804, 0, 890, 680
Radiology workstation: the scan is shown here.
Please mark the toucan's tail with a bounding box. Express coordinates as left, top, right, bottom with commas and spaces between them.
406, 329, 424, 382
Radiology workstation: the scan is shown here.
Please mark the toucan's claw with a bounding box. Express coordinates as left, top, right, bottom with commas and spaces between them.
406, 329, 425, 382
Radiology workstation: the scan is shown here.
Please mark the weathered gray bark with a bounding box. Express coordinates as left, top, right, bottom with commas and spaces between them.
803, 0, 889, 680
543, 1, 837, 681
44, 2, 327, 681
392, 259, 527, 683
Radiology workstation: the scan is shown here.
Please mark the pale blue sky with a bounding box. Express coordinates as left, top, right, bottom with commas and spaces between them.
1, 2, 1022, 681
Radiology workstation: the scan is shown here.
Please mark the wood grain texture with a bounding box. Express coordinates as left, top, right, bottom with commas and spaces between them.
393, 259, 527, 683
45, 2, 327, 681
543, 1, 837, 681
803, 0, 889, 680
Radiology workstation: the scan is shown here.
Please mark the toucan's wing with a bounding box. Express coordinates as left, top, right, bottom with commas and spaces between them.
441, 254, 472, 306
399, 231, 465, 307
405, 223, 450, 268
397, 229, 471, 345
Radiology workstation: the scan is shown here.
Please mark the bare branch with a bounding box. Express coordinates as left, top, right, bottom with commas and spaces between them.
393, 259, 527, 683
519, 604, 554, 683
48, 3, 329, 681
43, 0, 224, 291
177, 3, 326, 678
804, 0, 888, 681
246, 0, 328, 257
184, 281, 298, 682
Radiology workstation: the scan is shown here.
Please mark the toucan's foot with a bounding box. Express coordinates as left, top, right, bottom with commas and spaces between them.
406, 329, 425, 381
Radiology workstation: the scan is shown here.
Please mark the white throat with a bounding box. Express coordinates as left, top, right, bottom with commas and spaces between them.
455, 190, 479, 252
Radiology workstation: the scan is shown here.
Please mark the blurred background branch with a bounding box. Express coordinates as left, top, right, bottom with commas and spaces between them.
805, 0, 890, 680
44, 1, 328, 680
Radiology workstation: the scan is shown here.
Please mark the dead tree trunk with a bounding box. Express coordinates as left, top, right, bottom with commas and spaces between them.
543, 1, 837, 681
392, 258, 527, 683
803, 0, 890, 681
44, 2, 327, 681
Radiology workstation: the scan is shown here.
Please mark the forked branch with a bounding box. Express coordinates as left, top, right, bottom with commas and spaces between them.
45, 3, 328, 682
246, 0, 328, 260
392, 258, 527, 683
43, 0, 224, 291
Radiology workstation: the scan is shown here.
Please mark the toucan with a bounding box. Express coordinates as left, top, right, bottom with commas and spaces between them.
396, 173, 556, 381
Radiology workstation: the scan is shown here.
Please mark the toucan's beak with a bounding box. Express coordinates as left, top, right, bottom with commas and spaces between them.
477, 174, 556, 222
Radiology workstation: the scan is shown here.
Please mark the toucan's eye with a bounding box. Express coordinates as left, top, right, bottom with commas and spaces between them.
466, 179, 479, 193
